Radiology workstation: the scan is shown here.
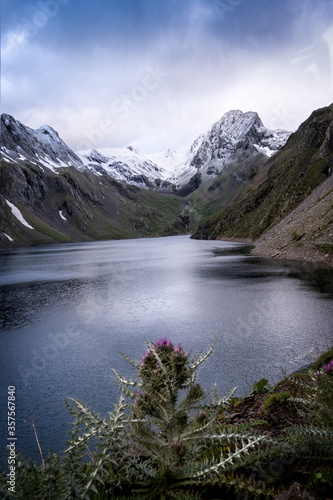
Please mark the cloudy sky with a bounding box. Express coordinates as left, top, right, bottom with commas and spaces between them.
2, 0, 333, 153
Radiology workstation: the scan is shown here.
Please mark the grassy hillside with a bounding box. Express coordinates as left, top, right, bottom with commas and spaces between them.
0, 160, 195, 247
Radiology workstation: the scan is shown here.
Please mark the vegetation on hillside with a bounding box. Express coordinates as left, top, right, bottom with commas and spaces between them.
0, 160, 194, 246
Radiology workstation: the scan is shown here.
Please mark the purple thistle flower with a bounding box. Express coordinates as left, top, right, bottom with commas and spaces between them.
155, 338, 173, 349
140, 348, 153, 366
323, 360, 333, 373
134, 391, 141, 402
174, 343, 184, 354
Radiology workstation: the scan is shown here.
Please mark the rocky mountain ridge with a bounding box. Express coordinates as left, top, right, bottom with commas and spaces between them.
187, 110, 290, 179
79, 110, 290, 193
1, 110, 290, 195
1, 114, 83, 172
192, 103, 333, 267
77, 146, 175, 192
0, 112, 197, 246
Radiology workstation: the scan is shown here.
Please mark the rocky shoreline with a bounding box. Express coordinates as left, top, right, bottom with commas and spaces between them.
253, 240, 333, 267
251, 173, 333, 268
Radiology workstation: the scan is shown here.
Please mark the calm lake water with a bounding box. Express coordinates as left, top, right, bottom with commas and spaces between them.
0, 235, 332, 464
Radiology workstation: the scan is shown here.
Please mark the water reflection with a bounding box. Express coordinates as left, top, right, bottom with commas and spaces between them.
210, 243, 254, 257
283, 262, 333, 293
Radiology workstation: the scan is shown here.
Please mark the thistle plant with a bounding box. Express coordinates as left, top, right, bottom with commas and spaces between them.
1, 339, 270, 500
112, 338, 267, 498
287, 358, 333, 461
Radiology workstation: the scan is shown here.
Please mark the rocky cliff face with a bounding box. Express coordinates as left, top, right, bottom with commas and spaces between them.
254, 173, 333, 267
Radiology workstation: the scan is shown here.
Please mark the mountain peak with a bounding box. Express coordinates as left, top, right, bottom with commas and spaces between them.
2, 113, 16, 126
211, 109, 263, 141
188, 109, 291, 178
1, 113, 83, 171
37, 124, 60, 138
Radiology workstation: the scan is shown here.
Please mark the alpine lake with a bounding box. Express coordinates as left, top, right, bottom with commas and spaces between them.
0, 235, 332, 464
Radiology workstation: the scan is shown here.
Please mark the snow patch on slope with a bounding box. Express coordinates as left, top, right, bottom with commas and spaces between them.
3, 232, 14, 242
6, 200, 34, 229
59, 210, 67, 221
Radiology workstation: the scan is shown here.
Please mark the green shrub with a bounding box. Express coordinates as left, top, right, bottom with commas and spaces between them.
250, 378, 272, 395
263, 391, 290, 415
291, 230, 303, 242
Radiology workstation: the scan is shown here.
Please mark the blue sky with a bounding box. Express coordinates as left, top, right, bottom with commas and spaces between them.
2, 0, 333, 152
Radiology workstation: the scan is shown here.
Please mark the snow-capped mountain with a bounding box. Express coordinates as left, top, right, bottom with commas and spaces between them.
77, 133, 211, 190
1, 114, 83, 172
80, 110, 291, 190
1, 110, 291, 194
146, 134, 206, 187
77, 146, 172, 190
178, 110, 291, 185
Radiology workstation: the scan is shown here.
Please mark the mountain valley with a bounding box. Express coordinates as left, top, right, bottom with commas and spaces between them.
0, 109, 289, 247
1, 105, 333, 266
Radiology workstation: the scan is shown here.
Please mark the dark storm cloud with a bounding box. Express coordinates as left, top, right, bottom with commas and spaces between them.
2, 0, 333, 152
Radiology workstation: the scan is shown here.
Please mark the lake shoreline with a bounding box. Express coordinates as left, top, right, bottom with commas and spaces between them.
2, 231, 333, 268
214, 235, 333, 268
